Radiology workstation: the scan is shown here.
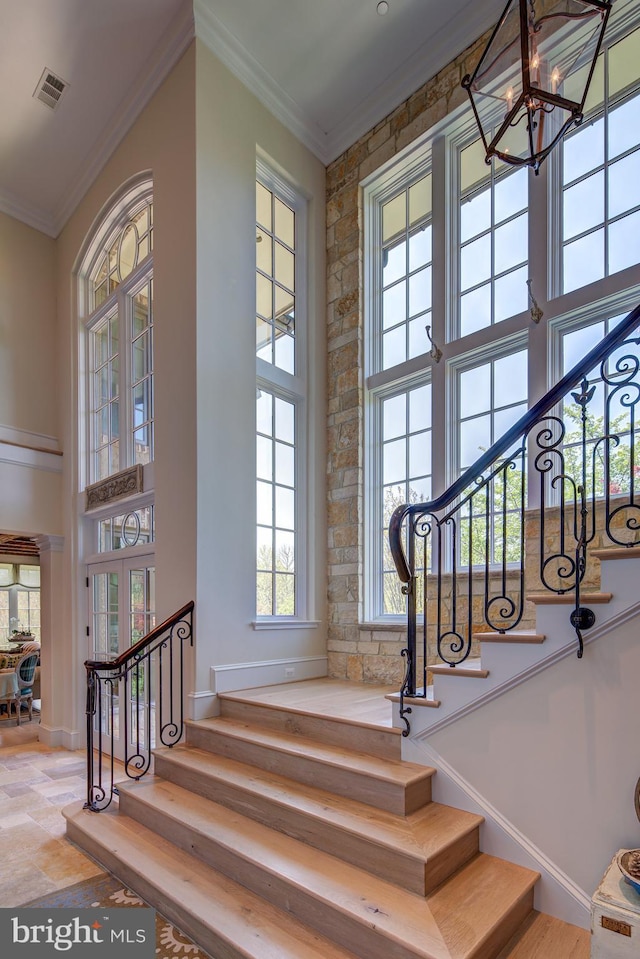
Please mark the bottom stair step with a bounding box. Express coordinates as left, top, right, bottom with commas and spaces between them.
495, 911, 589, 959
64, 802, 360, 959
65, 795, 538, 959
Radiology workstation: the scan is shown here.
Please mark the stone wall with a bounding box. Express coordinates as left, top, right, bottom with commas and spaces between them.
325, 33, 489, 685
324, 13, 625, 686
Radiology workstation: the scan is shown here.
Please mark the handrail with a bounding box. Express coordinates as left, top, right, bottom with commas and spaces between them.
85, 599, 194, 811
389, 299, 640, 733
390, 301, 640, 583
85, 600, 194, 670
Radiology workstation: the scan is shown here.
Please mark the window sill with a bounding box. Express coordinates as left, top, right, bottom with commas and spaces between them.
252, 619, 320, 631
360, 620, 407, 631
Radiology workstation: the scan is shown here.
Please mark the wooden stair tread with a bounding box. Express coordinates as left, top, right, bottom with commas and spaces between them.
591, 545, 640, 560
474, 632, 546, 644
525, 591, 612, 604
187, 716, 432, 787
428, 854, 538, 959
386, 690, 441, 708
64, 802, 360, 959
495, 911, 589, 958
429, 664, 490, 678
154, 744, 483, 864
115, 779, 539, 959
220, 679, 399, 732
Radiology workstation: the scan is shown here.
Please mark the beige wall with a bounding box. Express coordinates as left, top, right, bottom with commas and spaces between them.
53, 44, 197, 745
0, 212, 62, 539
0, 212, 58, 438
48, 35, 327, 739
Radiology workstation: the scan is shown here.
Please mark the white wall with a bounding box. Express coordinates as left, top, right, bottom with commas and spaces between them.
192, 39, 327, 703
422, 617, 640, 904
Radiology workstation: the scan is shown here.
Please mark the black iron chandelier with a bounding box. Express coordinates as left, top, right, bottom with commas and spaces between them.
462, 0, 612, 173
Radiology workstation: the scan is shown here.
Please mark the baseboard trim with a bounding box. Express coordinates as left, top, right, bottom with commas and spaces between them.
404, 736, 590, 928
211, 656, 328, 694
38, 723, 82, 751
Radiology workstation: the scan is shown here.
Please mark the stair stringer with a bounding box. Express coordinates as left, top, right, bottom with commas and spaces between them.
393, 553, 640, 737
392, 556, 640, 930
402, 735, 590, 929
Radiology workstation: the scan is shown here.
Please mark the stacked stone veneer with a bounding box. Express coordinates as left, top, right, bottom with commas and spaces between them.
326, 32, 490, 685
325, 24, 635, 686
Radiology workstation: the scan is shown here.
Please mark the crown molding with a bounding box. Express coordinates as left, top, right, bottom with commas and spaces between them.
51, 1, 195, 237
193, 0, 330, 164
0, 188, 57, 238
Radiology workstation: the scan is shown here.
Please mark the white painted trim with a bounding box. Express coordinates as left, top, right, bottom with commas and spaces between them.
251, 619, 319, 631
188, 689, 219, 722
35, 536, 65, 553
413, 599, 640, 738
0, 444, 63, 474
194, 0, 328, 163
403, 735, 590, 927
0, 188, 57, 237
52, 4, 194, 236
0, 424, 60, 453
211, 655, 327, 693
37, 723, 82, 751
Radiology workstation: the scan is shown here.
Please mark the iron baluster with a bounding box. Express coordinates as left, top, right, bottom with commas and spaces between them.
388, 303, 640, 735
84, 601, 194, 812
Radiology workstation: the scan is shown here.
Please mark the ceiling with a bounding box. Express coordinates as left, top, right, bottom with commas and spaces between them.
0, 536, 39, 559
0, 0, 497, 237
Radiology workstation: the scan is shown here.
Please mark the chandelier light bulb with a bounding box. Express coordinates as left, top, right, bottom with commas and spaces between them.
377, 1, 389, 15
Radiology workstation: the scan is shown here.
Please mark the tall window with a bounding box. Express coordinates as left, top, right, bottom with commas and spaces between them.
255, 163, 306, 620
561, 23, 640, 293
379, 382, 432, 613
364, 2, 640, 620
256, 391, 296, 615
458, 141, 528, 336
379, 173, 432, 370
85, 195, 154, 483
0, 564, 41, 641
256, 181, 296, 374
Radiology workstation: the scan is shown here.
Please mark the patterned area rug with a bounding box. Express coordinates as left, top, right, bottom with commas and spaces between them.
24, 874, 212, 958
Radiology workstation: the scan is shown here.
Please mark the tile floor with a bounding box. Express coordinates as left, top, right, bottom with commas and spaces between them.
0, 721, 107, 906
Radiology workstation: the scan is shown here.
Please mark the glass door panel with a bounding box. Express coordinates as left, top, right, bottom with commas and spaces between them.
88, 557, 155, 759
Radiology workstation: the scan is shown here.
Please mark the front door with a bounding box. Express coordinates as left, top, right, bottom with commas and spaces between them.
87, 557, 155, 759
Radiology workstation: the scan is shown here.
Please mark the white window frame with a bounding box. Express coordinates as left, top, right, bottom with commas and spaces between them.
550, 0, 640, 297
361, 0, 640, 622
85, 263, 154, 484
254, 158, 311, 627
78, 178, 154, 490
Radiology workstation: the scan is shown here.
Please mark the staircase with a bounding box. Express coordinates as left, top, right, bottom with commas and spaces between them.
64, 684, 590, 959
400, 546, 640, 737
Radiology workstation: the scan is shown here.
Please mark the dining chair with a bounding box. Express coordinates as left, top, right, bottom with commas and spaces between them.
12, 652, 39, 725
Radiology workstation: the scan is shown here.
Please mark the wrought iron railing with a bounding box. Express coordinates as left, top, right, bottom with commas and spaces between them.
390, 302, 640, 733
84, 600, 194, 811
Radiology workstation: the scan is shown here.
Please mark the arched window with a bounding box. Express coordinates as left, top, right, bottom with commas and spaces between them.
79, 177, 154, 484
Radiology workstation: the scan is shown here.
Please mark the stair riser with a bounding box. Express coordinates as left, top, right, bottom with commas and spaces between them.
65, 819, 248, 959
471, 892, 534, 959
219, 699, 401, 760
118, 790, 448, 959
154, 751, 475, 896
186, 723, 430, 816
